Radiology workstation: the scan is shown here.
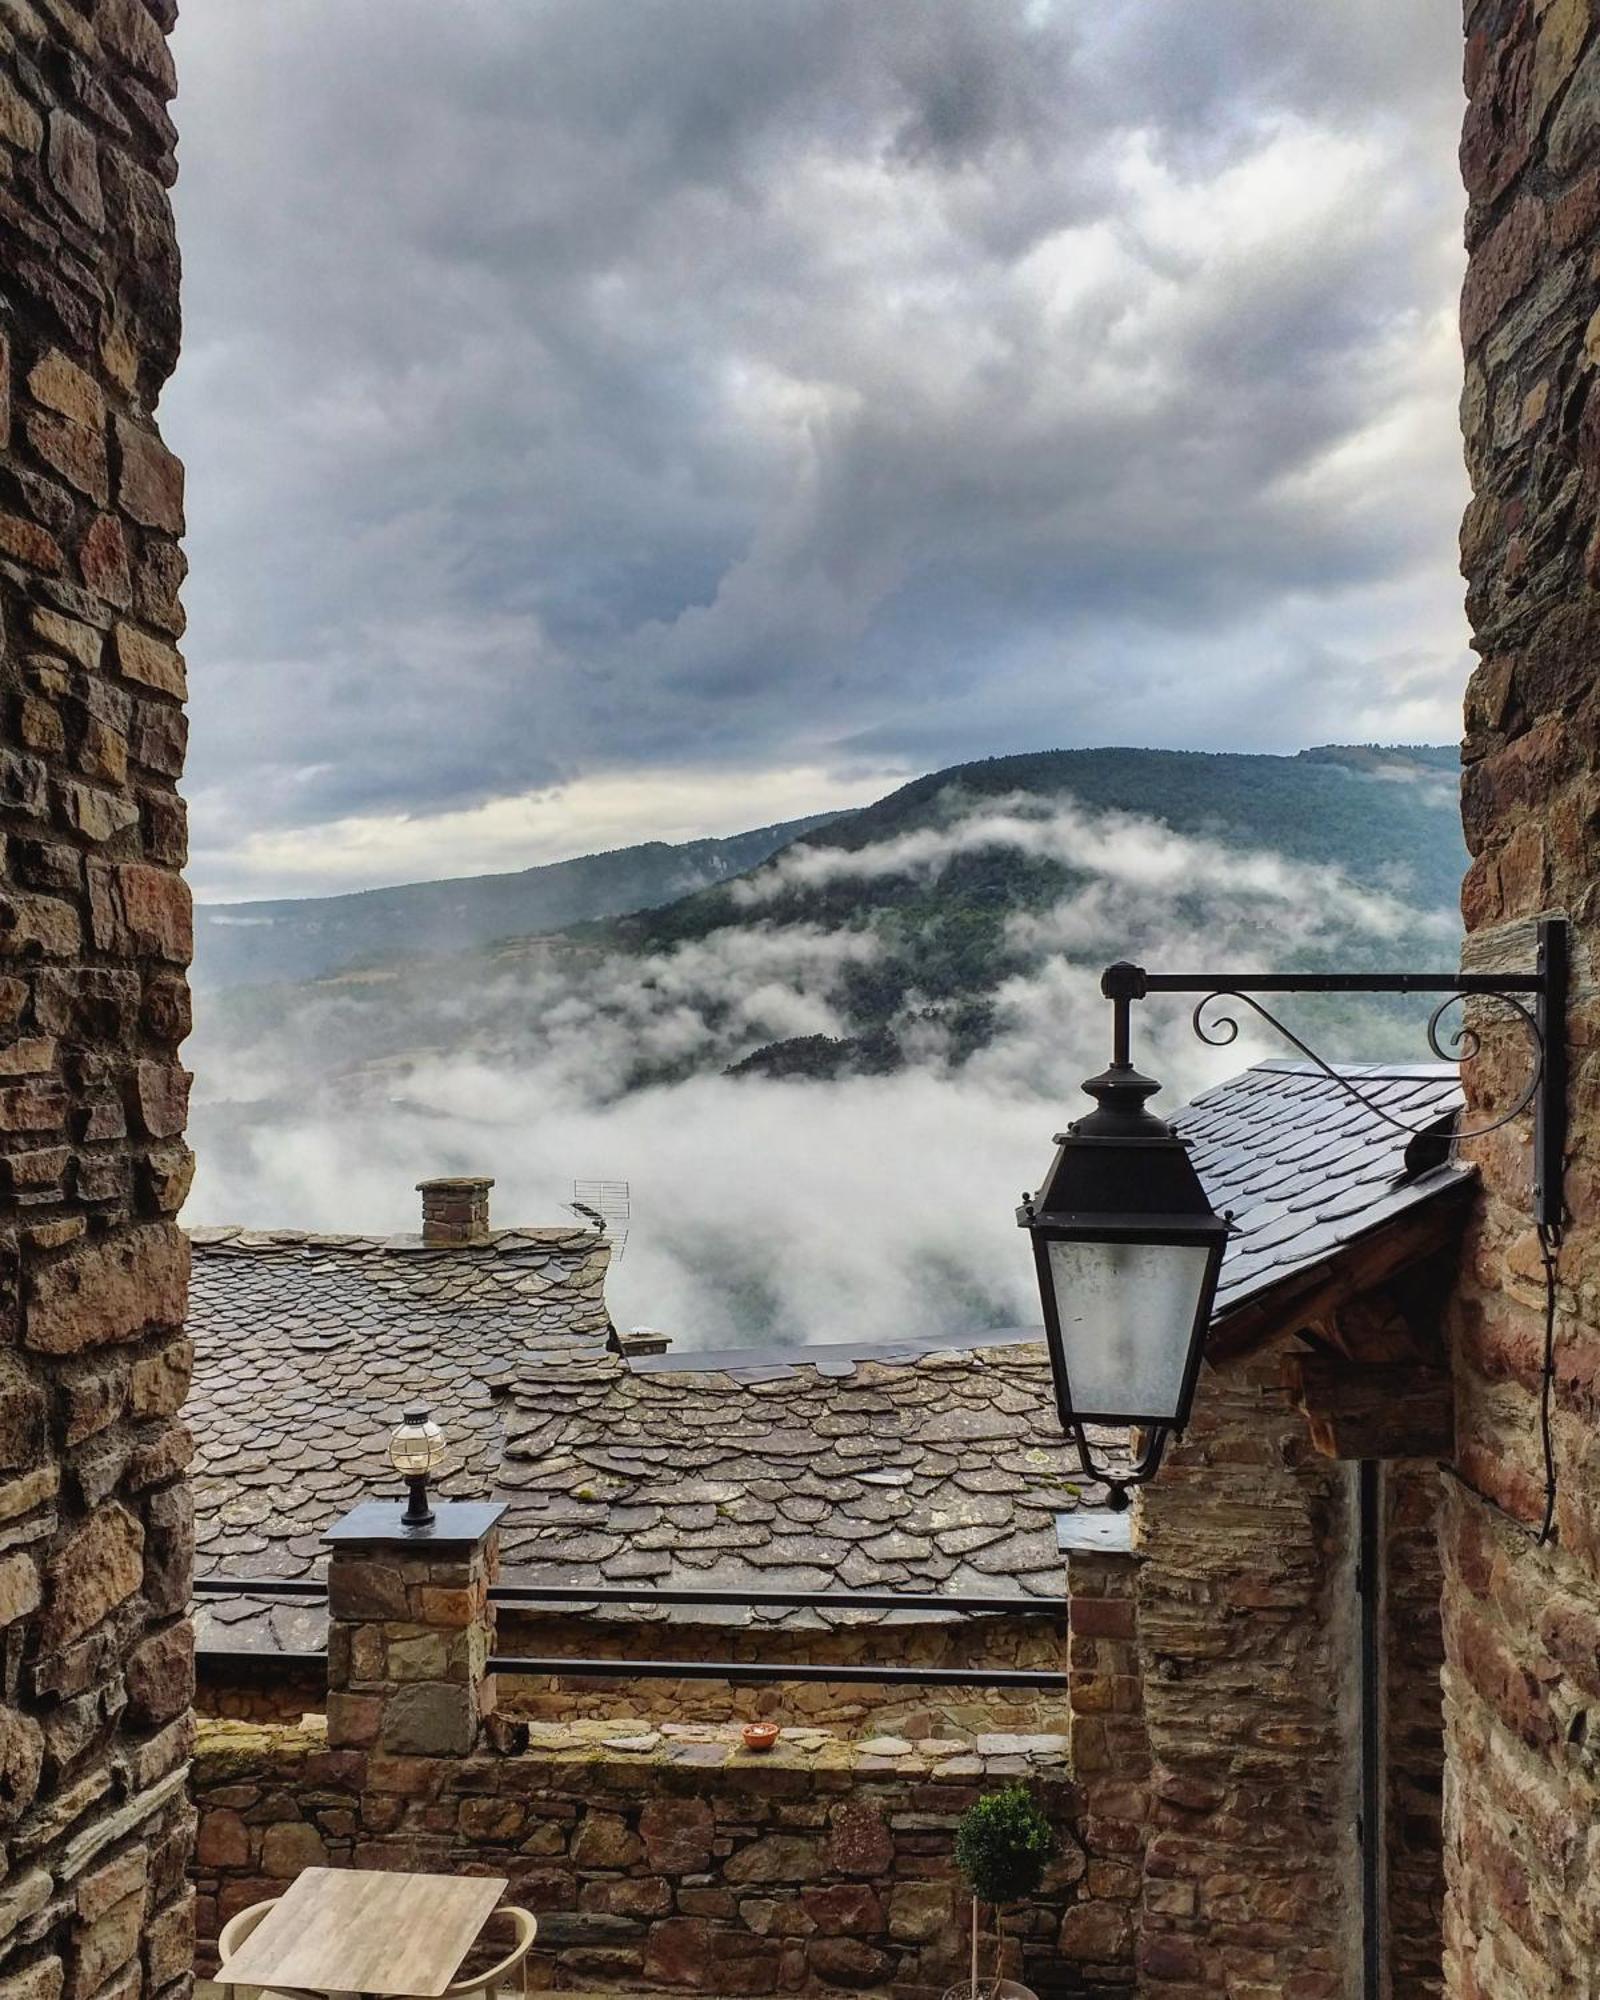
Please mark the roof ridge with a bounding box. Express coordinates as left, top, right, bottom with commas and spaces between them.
188, 1223, 605, 1255
1242, 1058, 1461, 1082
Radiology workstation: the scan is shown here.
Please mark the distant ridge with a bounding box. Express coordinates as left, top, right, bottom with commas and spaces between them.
189, 741, 1469, 1199
193, 812, 847, 990
606, 743, 1464, 958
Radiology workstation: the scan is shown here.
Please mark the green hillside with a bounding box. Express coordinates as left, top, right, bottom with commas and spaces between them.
190, 743, 1466, 1115
608, 745, 1461, 956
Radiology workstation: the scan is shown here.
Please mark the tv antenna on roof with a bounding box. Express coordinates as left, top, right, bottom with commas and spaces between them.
570, 1179, 630, 1262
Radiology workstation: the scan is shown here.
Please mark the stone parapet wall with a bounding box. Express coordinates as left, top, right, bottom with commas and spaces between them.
493, 1612, 1069, 1737
195, 1666, 322, 1725
191, 1716, 1137, 1998
0, 9, 194, 2000
1450, 0, 1600, 1994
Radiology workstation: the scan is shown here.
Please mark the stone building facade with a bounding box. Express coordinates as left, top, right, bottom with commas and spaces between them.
0, 9, 194, 2000
1448, 2, 1600, 1995
181, 1065, 1473, 1995
191, 1509, 1110, 1999
1131, 1341, 1452, 1999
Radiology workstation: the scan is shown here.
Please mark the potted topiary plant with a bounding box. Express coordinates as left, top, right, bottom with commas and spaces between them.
947, 1786, 1056, 2000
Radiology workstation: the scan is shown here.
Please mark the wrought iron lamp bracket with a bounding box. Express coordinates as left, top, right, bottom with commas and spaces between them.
1070, 1423, 1168, 1512
1100, 914, 1568, 1232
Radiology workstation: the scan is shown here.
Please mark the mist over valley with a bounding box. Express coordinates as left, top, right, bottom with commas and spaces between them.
187, 744, 1466, 1351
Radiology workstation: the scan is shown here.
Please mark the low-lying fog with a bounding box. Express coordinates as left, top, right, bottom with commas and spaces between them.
187, 794, 1458, 1350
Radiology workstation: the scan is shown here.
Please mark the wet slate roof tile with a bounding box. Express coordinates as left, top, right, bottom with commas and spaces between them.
1185, 1062, 1467, 1313
192, 1062, 1468, 1655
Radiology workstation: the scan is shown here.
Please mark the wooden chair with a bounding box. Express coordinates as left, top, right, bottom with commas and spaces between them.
216, 1899, 324, 2000
442, 1908, 538, 2000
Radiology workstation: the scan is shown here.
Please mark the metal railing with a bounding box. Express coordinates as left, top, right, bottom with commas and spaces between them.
486, 1581, 1065, 1618
192, 1572, 1070, 1690
483, 1655, 1065, 1688
194, 1574, 1065, 1617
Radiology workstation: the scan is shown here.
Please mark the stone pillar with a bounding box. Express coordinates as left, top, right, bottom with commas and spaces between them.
323, 1500, 504, 1757
1059, 1514, 1145, 1984
1132, 1342, 1360, 1997
416, 1177, 493, 1247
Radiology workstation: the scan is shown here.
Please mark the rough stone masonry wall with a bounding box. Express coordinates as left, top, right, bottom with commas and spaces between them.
1450, 2, 1600, 1996
0, 8, 194, 2000
191, 1717, 1119, 2000
1131, 1338, 1360, 1998
494, 1612, 1071, 1737
1382, 1462, 1446, 2000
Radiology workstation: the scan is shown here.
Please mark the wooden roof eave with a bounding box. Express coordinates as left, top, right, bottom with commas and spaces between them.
1203, 1169, 1477, 1368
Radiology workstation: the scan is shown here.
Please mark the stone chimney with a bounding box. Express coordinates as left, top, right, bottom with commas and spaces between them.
611, 1326, 672, 1358
417, 1175, 494, 1246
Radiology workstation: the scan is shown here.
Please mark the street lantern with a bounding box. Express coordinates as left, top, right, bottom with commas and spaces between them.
389, 1405, 446, 1527
1018, 963, 1230, 1508
1018, 924, 1569, 1519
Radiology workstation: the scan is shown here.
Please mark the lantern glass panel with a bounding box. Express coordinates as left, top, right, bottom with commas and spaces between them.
389, 1416, 445, 1476
1045, 1236, 1213, 1421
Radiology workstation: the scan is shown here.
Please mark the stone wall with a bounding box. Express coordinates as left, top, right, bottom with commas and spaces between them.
493, 1612, 1070, 1737
1132, 1337, 1362, 1998
1381, 1463, 1445, 2000
191, 1716, 1116, 1999
195, 1665, 321, 1726
1450, 1, 1600, 1995
0, 9, 194, 2000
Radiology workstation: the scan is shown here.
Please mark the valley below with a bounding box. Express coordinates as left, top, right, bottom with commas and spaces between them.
187, 743, 1467, 1350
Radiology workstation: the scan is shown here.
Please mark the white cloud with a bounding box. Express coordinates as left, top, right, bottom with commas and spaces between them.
165, 0, 1468, 891
188, 788, 1456, 1347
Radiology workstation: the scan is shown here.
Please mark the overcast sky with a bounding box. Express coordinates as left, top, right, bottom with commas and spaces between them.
166, 2, 1469, 903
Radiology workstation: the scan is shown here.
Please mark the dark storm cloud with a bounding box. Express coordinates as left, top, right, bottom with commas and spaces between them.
165, 0, 1468, 891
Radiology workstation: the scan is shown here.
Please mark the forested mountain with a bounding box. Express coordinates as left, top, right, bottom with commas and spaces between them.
610, 745, 1461, 953
188, 743, 1466, 1347
194, 742, 1464, 1096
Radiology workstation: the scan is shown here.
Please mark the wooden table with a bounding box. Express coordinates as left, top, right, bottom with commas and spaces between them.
220, 1867, 509, 1999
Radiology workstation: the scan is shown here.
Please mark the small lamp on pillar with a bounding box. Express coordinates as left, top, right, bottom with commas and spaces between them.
389, 1405, 446, 1528
1017, 964, 1231, 1510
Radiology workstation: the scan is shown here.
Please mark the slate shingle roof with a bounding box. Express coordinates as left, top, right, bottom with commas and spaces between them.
190, 1061, 1468, 1656
1179, 1061, 1468, 1321
188, 1224, 612, 1656
492, 1339, 1080, 1626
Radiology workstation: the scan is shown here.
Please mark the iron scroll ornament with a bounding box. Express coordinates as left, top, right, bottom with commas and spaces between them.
1104, 912, 1569, 1233
1186, 986, 1546, 1143
1159, 927, 1569, 1545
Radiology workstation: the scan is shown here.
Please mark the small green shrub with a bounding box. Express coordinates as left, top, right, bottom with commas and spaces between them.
954, 1787, 1056, 1908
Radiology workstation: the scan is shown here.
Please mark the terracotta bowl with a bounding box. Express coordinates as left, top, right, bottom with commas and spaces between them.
742, 1722, 781, 1752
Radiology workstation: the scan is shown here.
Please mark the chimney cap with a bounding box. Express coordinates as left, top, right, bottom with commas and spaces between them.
417, 1176, 494, 1247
